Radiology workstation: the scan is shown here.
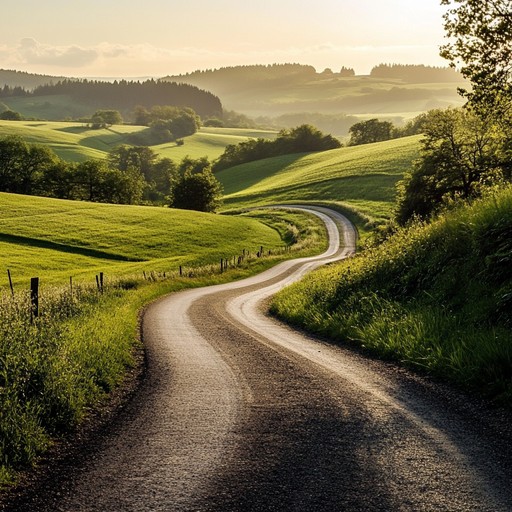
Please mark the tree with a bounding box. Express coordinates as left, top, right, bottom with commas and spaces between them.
395, 108, 506, 224
90, 109, 123, 128
0, 109, 22, 120
0, 135, 57, 194
170, 158, 223, 212
348, 119, 394, 146
440, 0, 512, 114
109, 145, 156, 181
38, 161, 77, 199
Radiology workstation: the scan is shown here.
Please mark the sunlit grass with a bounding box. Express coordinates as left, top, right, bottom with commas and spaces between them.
218, 135, 421, 224
0, 193, 297, 286
0, 120, 277, 162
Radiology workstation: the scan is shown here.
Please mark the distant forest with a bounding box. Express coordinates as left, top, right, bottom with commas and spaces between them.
0, 79, 223, 119
370, 64, 463, 83
162, 63, 356, 93
0, 68, 67, 90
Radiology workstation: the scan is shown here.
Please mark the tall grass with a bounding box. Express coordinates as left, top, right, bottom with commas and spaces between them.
271, 187, 512, 403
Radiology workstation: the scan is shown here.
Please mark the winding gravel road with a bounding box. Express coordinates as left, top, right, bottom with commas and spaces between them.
6, 207, 512, 511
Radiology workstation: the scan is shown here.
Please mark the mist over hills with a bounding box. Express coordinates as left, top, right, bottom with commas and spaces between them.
0, 63, 466, 133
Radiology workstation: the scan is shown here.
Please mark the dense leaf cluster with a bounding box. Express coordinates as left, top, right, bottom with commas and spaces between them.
440, 0, 512, 113
396, 107, 512, 224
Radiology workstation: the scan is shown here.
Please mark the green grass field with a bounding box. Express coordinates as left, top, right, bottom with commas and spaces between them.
0, 192, 293, 286
0, 120, 277, 162
217, 135, 421, 224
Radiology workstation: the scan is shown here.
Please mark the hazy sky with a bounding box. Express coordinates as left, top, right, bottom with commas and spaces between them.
1, 0, 449, 77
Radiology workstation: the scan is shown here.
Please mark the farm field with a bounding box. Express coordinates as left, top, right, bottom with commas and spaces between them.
0, 120, 277, 162
0, 192, 292, 286
217, 135, 421, 224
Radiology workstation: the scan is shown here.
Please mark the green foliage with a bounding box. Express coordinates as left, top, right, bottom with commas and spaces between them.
213, 124, 341, 171
272, 187, 512, 401
134, 105, 201, 141
440, 0, 512, 114
171, 157, 223, 212
90, 109, 123, 129
348, 118, 394, 146
0, 110, 22, 121
0, 135, 58, 195
395, 108, 511, 224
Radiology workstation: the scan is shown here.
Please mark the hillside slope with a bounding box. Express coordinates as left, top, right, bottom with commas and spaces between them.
163, 64, 466, 118
0, 193, 286, 285
272, 187, 512, 401
218, 135, 421, 224
0, 121, 277, 162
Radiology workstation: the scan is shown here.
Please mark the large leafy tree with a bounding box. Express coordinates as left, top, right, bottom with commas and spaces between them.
440, 0, 512, 113
348, 119, 394, 146
170, 157, 223, 212
395, 108, 506, 224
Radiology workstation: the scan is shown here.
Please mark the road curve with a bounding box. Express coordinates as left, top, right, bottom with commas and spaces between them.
7, 207, 512, 511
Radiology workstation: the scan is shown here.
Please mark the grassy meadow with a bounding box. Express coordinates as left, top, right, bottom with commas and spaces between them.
271, 187, 512, 402
0, 120, 277, 162
218, 135, 421, 226
0, 192, 307, 286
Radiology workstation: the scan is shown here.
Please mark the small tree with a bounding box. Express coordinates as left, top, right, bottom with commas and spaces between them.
0, 110, 22, 121
90, 110, 123, 128
170, 158, 223, 212
348, 119, 394, 146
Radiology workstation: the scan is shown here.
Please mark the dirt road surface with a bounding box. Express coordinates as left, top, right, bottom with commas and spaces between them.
5, 207, 512, 511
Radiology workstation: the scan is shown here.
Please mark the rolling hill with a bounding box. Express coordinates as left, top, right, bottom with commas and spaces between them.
0, 120, 277, 162
163, 64, 467, 121
217, 135, 421, 224
0, 192, 287, 285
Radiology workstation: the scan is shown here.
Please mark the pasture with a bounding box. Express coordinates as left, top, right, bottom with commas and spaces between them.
0, 120, 277, 162
0, 192, 292, 286
218, 135, 421, 224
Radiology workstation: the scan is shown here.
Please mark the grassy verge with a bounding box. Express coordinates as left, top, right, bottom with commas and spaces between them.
271, 188, 512, 404
0, 208, 326, 487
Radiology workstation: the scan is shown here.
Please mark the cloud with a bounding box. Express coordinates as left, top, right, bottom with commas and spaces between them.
0, 38, 446, 77
16, 38, 98, 67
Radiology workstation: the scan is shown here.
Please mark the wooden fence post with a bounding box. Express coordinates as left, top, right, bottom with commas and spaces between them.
30, 277, 39, 322
7, 269, 14, 297
100, 272, 104, 292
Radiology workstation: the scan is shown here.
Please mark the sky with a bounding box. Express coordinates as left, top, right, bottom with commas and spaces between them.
1, 0, 449, 78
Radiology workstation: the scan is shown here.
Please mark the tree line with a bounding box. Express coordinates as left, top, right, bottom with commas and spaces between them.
370, 64, 463, 83
213, 124, 341, 172
0, 136, 223, 212
0, 79, 223, 120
